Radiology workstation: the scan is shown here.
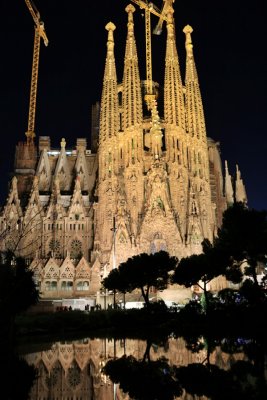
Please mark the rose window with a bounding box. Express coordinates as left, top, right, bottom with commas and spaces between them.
70, 239, 82, 259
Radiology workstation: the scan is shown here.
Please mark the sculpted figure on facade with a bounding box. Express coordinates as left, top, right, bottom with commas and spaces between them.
0, 2, 247, 299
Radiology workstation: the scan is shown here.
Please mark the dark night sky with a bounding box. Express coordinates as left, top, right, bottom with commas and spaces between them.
0, 0, 266, 210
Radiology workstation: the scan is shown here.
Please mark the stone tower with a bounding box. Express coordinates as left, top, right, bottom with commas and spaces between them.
0, 2, 246, 299
93, 4, 226, 277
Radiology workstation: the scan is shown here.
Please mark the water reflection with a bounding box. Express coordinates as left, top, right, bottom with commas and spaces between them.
21, 336, 266, 399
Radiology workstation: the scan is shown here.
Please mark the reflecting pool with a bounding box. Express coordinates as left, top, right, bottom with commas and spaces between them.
19, 335, 267, 400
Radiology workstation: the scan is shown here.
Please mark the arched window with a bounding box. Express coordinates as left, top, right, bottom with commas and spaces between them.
77, 281, 89, 291
45, 281, 57, 291
61, 281, 73, 291
70, 239, 82, 259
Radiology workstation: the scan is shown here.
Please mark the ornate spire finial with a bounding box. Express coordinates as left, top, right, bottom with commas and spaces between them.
105, 22, 116, 48
105, 21, 116, 32
183, 25, 193, 58
60, 138, 66, 149
125, 3, 135, 16
125, 4, 135, 36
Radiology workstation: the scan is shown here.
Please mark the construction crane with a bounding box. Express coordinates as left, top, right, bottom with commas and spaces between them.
127, 1, 172, 107
25, 0, 48, 145
128, 1, 161, 106
153, 0, 174, 35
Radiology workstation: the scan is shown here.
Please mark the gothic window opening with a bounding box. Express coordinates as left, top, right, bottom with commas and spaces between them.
45, 280, 57, 291
77, 281, 89, 291
49, 239, 60, 252
70, 239, 82, 259
108, 151, 112, 175
68, 364, 81, 388
61, 281, 73, 291
49, 239, 61, 258
131, 138, 135, 162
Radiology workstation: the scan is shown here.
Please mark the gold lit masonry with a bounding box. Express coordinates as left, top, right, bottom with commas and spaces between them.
0, 1, 247, 301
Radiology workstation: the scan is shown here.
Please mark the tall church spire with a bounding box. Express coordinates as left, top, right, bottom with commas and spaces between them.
183, 25, 206, 139
164, 5, 185, 129
122, 4, 143, 130
99, 22, 119, 144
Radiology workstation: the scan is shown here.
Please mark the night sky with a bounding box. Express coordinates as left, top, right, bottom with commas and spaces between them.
0, 0, 266, 210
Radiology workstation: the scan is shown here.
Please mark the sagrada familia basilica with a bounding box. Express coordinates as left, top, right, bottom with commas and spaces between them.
0, 1, 247, 300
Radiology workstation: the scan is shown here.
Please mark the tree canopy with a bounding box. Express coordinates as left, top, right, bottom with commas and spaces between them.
172, 203, 267, 312
214, 202, 267, 286
103, 251, 178, 306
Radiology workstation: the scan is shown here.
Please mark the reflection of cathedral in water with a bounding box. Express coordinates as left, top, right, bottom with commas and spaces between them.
23, 337, 248, 400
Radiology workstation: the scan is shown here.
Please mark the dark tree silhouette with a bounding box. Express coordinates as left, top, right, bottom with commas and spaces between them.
173, 203, 267, 312
103, 251, 178, 307
0, 252, 39, 318
0, 252, 39, 346
171, 246, 236, 314
215, 202, 267, 288
0, 252, 39, 400
103, 342, 182, 400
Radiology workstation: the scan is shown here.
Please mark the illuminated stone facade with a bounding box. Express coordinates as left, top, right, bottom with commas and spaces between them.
0, 3, 246, 299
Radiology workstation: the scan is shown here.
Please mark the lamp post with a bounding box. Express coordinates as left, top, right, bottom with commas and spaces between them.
111, 216, 117, 308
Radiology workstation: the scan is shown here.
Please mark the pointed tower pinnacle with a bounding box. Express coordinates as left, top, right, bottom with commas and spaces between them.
122, 4, 143, 130
164, 5, 185, 129
224, 160, 234, 206
235, 164, 247, 204
183, 25, 206, 139
150, 99, 163, 159
99, 22, 119, 144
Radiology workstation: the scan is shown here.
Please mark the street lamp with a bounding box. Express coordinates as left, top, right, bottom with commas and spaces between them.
110, 216, 117, 308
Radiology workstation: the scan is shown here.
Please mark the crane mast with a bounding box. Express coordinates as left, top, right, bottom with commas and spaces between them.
129, 0, 162, 106
25, 0, 48, 145
153, 0, 174, 35
127, 0, 173, 108
145, 7, 153, 103
127, 1, 175, 159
